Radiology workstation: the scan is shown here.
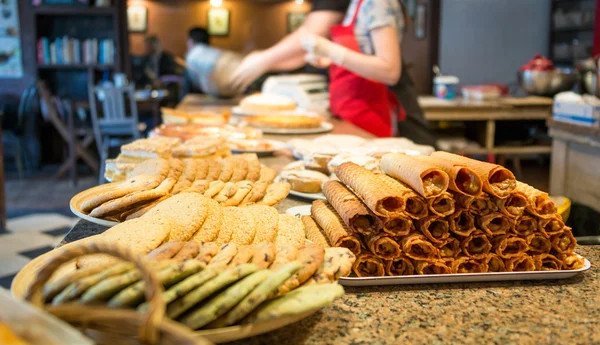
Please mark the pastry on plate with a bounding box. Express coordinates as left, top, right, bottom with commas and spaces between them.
161, 107, 228, 126
245, 115, 324, 129
228, 139, 275, 152
327, 153, 380, 175
279, 170, 329, 193
239, 93, 297, 113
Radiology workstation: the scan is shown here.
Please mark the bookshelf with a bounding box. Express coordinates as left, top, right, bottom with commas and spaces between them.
32, 1, 129, 100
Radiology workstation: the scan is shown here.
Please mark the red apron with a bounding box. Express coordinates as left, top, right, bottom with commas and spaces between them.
329, 0, 404, 137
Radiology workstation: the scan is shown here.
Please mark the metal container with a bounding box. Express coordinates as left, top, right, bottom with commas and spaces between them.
518, 68, 578, 97
582, 70, 600, 98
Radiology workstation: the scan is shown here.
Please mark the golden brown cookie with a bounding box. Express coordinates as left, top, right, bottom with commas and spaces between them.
257, 182, 291, 206
240, 181, 269, 205
218, 157, 236, 182
269, 244, 300, 271
205, 159, 222, 182
214, 182, 238, 203
81, 175, 162, 212
227, 207, 257, 245
173, 241, 202, 261
251, 242, 276, 269
195, 159, 210, 180
227, 245, 254, 268
230, 158, 249, 182
144, 193, 211, 241
167, 158, 185, 180
242, 154, 261, 182
277, 243, 325, 295
249, 205, 279, 244
192, 199, 222, 243
204, 180, 226, 198
224, 181, 253, 206
258, 166, 277, 183
275, 214, 306, 249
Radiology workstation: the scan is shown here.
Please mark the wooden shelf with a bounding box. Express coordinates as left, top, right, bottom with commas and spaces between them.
33, 6, 116, 16
38, 64, 114, 70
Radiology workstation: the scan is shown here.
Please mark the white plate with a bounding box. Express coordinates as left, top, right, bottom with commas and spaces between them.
286, 205, 312, 216
340, 257, 591, 286
232, 106, 321, 117
276, 176, 328, 201
230, 140, 287, 156
258, 122, 334, 135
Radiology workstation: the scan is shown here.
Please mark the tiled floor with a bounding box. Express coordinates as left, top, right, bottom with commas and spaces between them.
0, 213, 78, 289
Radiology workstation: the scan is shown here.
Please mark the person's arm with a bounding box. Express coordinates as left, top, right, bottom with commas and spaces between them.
230, 10, 344, 90
302, 26, 401, 86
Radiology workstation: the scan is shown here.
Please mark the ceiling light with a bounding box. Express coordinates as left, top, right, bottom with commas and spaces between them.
295, 0, 304, 4
210, 0, 222, 7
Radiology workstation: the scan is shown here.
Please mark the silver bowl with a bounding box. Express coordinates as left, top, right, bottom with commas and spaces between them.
582, 70, 600, 98
518, 69, 578, 97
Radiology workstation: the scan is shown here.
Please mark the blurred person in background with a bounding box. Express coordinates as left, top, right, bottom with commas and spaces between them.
231, 0, 435, 144
143, 35, 178, 84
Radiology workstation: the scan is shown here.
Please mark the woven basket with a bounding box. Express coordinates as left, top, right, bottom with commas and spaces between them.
24, 241, 213, 345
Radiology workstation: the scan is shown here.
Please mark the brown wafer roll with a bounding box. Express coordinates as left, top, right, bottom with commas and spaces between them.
478, 212, 512, 236
471, 194, 498, 216
538, 215, 565, 237
515, 181, 557, 219
311, 200, 362, 255
412, 155, 483, 196
301, 216, 331, 248
352, 253, 385, 277
494, 191, 528, 218
451, 256, 485, 273
533, 254, 562, 271
385, 256, 414, 276
460, 230, 492, 259
448, 209, 476, 237
551, 228, 576, 255
364, 233, 401, 260
322, 180, 382, 235
511, 215, 537, 237
381, 213, 412, 237
414, 260, 451, 275
427, 192, 455, 217
505, 255, 535, 272
400, 233, 440, 261
431, 151, 516, 198
454, 193, 475, 211
559, 253, 585, 270
437, 237, 461, 259
491, 235, 529, 259
377, 174, 428, 219
336, 162, 405, 217
380, 153, 449, 198
525, 233, 551, 254
418, 216, 450, 244
482, 253, 506, 272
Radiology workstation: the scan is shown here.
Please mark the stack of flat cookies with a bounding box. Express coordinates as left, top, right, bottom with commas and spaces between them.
82, 156, 291, 222
105, 136, 232, 182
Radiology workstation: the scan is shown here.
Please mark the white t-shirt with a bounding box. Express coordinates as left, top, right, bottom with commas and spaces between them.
342, 0, 405, 55
185, 44, 222, 91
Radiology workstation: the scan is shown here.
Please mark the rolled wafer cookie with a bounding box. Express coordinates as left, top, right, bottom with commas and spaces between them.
491, 235, 528, 259
196, 242, 220, 265
352, 253, 385, 277
311, 200, 361, 255
483, 253, 506, 272
512, 215, 538, 237
336, 162, 405, 217
448, 209, 476, 237
418, 216, 450, 244
437, 237, 461, 259
493, 191, 528, 218
559, 253, 585, 270
322, 180, 382, 235
251, 242, 276, 269
377, 175, 428, 221
427, 192, 455, 217
538, 214, 565, 237
381, 214, 412, 237
401, 233, 440, 261
525, 233, 551, 254
364, 233, 401, 260
380, 153, 449, 198
301, 216, 331, 248
550, 228, 576, 255
504, 255, 535, 272
450, 257, 485, 273
385, 256, 414, 276
471, 193, 499, 216
431, 151, 516, 198
478, 212, 511, 236
412, 155, 483, 197
460, 230, 492, 259
533, 253, 562, 271
414, 260, 451, 274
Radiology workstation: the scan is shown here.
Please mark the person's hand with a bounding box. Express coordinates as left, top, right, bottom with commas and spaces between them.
305, 53, 332, 69
301, 34, 347, 66
230, 51, 269, 91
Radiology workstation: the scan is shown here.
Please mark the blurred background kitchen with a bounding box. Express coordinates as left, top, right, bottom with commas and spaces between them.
0, 0, 599, 241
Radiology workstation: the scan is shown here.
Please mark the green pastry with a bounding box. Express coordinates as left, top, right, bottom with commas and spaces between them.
180, 270, 271, 329
242, 283, 344, 324
207, 261, 303, 328
167, 263, 258, 319
107, 260, 205, 308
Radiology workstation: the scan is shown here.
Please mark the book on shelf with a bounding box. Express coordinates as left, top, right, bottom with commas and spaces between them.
37, 36, 114, 67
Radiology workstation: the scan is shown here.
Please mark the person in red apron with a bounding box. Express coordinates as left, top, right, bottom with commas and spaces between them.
301, 0, 406, 137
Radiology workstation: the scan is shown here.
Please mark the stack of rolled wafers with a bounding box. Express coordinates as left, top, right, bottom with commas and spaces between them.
81, 156, 291, 222
308, 151, 584, 277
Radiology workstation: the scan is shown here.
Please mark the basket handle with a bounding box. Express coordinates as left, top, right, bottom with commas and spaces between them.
24, 241, 165, 344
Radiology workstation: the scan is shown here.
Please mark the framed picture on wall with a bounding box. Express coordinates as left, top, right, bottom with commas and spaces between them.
127, 6, 148, 33
208, 8, 230, 36
287, 12, 306, 33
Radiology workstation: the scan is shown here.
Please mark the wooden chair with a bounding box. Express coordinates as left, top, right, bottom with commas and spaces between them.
37, 81, 100, 185
88, 83, 142, 184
